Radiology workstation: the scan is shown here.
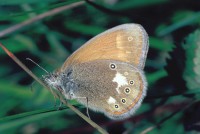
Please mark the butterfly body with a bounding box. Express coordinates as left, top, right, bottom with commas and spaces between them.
43, 24, 149, 120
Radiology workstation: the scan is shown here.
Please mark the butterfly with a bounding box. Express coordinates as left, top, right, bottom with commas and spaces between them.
43, 23, 149, 120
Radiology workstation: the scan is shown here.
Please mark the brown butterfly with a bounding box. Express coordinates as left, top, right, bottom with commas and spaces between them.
43, 23, 149, 120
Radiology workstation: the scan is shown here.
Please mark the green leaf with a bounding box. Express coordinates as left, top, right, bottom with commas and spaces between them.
0, 0, 56, 5
0, 108, 65, 132
64, 21, 105, 36
147, 69, 168, 85
0, 79, 33, 99
110, 0, 169, 10
0, 35, 38, 54
149, 37, 174, 51
182, 29, 200, 90
156, 11, 200, 36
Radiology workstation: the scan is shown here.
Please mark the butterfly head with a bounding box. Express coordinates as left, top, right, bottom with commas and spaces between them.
42, 73, 62, 90
42, 69, 78, 100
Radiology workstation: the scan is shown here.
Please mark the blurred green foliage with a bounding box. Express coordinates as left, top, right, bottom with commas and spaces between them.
183, 30, 200, 90
0, 0, 200, 134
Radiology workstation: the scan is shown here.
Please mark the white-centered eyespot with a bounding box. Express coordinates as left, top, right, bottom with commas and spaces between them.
125, 87, 130, 94
114, 104, 119, 109
121, 98, 126, 103
129, 80, 134, 85
110, 63, 116, 70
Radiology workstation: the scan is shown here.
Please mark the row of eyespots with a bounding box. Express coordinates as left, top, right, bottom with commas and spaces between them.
109, 63, 133, 109
109, 67, 134, 93
114, 80, 134, 108
113, 81, 134, 109
114, 98, 126, 109
110, 64, 135, 86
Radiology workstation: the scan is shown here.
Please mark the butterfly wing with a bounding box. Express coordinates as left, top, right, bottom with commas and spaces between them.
102, 61, 147, 119
60, 23, 148, 72
69, 60, 147, 120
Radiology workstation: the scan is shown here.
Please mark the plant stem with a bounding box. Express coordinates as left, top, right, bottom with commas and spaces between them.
0, 43, 109, 134
0, 1, 85, 38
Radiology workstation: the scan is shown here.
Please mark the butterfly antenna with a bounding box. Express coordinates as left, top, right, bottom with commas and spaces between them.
26, 58, 49, 74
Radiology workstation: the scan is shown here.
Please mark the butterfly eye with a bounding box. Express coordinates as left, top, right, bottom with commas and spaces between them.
125, 87, 130, 94
110, 63, 116, 70
121, 98, 126, 103
70, 92, 74, 96
67, 71, 72, 77
114, 104, 119, 109
129, 80, 134, 85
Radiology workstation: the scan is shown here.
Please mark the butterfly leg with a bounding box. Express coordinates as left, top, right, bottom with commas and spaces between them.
73, 96, 91, 119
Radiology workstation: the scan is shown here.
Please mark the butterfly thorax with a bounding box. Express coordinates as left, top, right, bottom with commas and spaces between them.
42, 70, 77, 99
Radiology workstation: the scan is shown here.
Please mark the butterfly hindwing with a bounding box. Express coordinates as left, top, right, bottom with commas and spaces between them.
100, 61, 147, 119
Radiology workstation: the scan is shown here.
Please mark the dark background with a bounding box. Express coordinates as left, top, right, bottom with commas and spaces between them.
0, 0, 200, 133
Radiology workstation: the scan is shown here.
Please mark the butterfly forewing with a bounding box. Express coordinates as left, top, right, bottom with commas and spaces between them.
60, 24, 148, 71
